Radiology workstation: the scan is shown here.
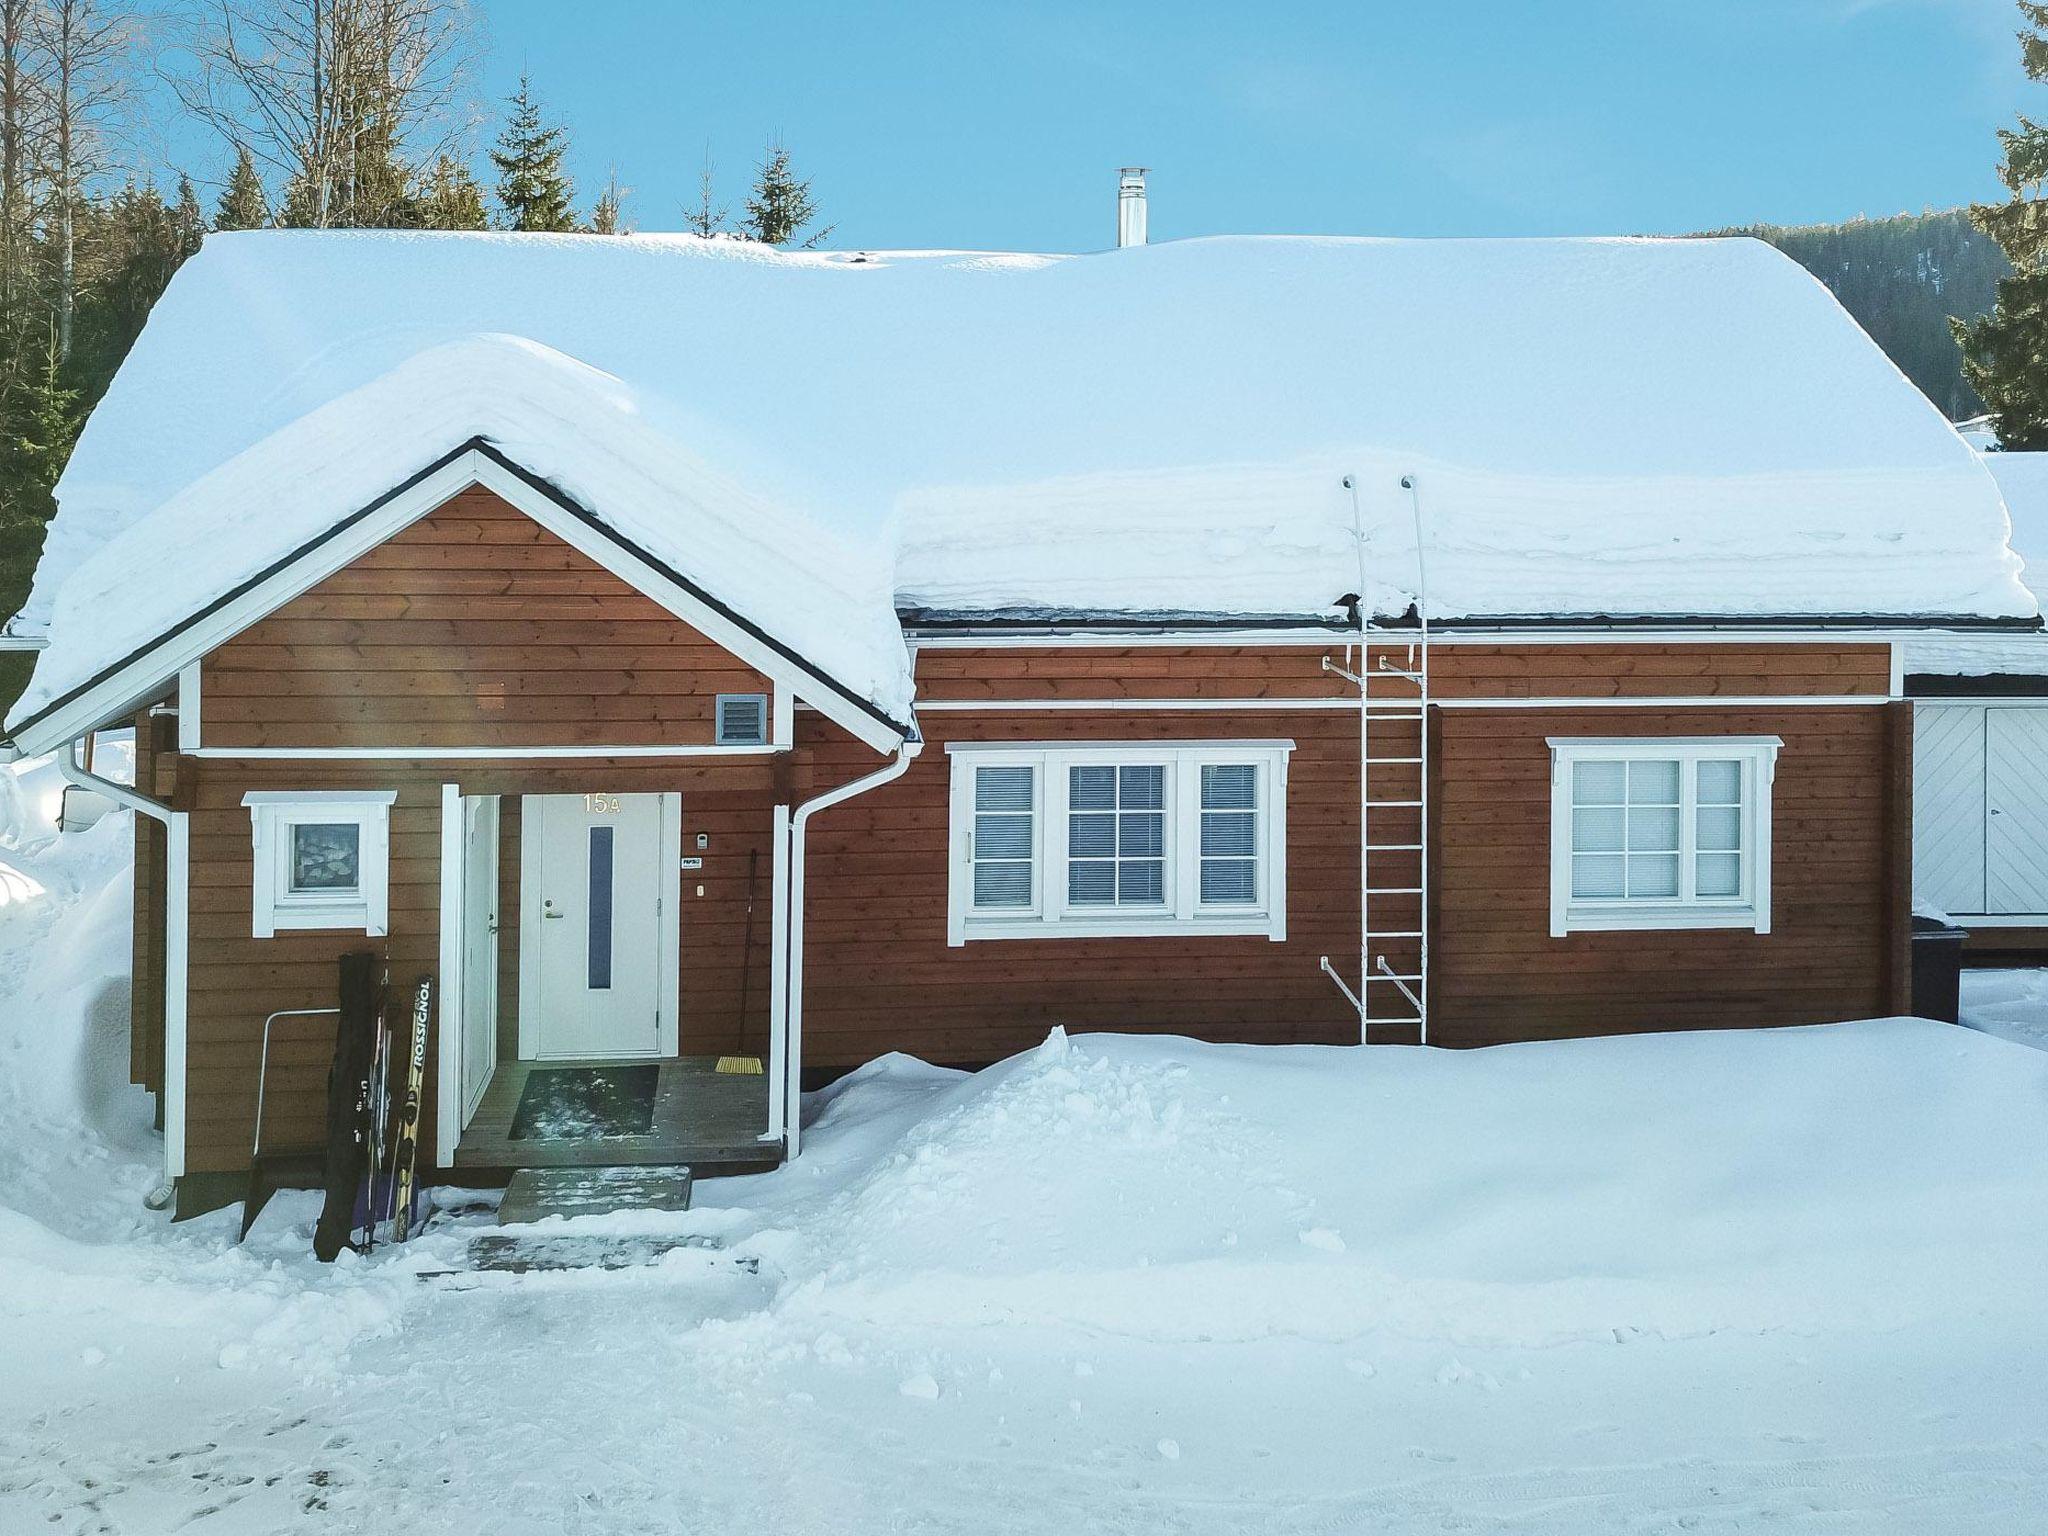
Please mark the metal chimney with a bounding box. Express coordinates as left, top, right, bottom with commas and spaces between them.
1117, 167, 1148, 248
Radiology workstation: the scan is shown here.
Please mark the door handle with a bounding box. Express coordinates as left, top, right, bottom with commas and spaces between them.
543, 910, 566, 919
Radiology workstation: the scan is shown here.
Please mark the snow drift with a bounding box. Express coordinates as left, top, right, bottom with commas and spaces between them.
742, 1021, 2048, 1349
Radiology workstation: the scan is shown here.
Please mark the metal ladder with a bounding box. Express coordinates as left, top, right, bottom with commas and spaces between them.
1321, 473, 1431, 1045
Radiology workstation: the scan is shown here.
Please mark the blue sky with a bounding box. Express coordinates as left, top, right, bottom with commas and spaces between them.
222, 1, 2048, 247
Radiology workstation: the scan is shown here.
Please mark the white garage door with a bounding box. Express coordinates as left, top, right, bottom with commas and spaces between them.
1914, 703, 2048, 917
1987, 709, 2048, 914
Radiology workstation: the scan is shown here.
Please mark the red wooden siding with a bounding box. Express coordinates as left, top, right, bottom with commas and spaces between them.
199, 487, 775, 750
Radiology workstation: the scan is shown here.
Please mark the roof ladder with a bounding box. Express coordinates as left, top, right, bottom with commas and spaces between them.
1320, 473, 1431, 1046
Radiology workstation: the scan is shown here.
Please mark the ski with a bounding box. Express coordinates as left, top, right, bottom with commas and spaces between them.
390, 975, 432, 1241
313, 953, 379, 1263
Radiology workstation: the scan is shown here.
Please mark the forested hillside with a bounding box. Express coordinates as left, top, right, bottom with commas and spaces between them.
1707, 208, 2007, 420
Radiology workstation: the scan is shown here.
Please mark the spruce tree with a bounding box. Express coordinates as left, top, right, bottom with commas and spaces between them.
1957, 2, 2048, 447
490, 73, 576, 233
413, 154, 488, 230
589, 167, 626, 234
742, 140, 832, 247
215, 146, 270, 230
685, 149, 728, 237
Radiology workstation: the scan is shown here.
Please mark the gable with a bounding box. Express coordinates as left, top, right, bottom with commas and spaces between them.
198, 488, 778, 751
6, 444, 913, 756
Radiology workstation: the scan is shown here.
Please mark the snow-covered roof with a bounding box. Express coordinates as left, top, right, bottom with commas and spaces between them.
8, 230, 2037, 735
1907, 450, 2048, 679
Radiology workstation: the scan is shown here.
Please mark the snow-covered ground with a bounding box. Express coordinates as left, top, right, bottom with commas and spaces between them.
1961, 966, 2048, 1050
4, 796, 2047, 1532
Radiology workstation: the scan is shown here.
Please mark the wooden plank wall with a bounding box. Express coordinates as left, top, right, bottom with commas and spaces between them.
799, 707, 1366, 1067
199, 488, 776, 750
1430, 702, 1909, 1042
792, 640, 1899, 1068
177, 757, 785, 1175
912, 641, 1891, 703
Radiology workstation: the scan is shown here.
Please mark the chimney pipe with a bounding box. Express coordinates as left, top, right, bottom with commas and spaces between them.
1116, 166, 1148, 249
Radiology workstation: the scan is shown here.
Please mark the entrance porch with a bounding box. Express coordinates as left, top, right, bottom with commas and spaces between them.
452, 1055, 777, 1173
435, 784, 786, 1176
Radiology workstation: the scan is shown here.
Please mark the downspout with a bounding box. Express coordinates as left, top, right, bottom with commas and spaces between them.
57, 734, 182, 1210
782, 735, 923, 1157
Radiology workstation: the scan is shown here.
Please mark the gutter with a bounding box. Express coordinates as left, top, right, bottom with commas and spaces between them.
777, 736, 923, 1156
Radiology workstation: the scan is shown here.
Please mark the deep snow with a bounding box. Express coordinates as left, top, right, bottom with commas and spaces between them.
12, 232, 2038, 731
4, 798, 2047, 1531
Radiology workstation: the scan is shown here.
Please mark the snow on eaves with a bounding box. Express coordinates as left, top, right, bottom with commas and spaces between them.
11, 333, 913, 728
8, 229, 2038, 730
1906, 450, 2048, 679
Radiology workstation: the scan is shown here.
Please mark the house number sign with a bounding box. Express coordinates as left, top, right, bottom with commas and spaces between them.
583, 794, 623, 814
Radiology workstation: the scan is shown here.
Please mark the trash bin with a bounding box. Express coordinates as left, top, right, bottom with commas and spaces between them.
1910, 915, 1969, 1024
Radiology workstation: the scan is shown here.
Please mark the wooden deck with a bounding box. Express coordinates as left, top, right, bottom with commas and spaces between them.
452, 1056, 779, 1175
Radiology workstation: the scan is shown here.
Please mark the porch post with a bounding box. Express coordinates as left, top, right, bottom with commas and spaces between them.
434, 783, 464, 1167
765, 802, 791, 1144
164, 810, 190, 1180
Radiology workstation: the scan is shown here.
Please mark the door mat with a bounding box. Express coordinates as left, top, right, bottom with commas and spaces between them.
509, 1066, 660, 1141
714, 1056, 763, 1075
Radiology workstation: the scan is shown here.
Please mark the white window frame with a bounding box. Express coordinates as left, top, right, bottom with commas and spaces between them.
244, 790, 397, 938
1546, 737, 1780, 937
946, 740, 1292, 944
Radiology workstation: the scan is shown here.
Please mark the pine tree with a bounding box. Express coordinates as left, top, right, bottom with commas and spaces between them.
742, 139, 831, 248
490, 73, 576, 233
589, 166, 626, 234
685, 149, 727, 238
1957, 1, 2048, 447
215, 146, 270, 230
412, 153, 488, 230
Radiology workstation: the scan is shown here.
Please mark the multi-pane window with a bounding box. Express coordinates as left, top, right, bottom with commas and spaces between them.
1067, 764, 1166, 907
971, 765, 1037, 909
245, 791, 396, 937
949, 743, 1291, 942
1199, 764, 1260, 906
1548, 738, 1779, 936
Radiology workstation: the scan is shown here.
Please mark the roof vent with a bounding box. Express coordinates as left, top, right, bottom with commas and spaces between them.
1117, 167, 1148, 249
716, 693, 769, 746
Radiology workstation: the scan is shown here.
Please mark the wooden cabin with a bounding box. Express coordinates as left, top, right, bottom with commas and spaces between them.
3, 231, 2035, 1214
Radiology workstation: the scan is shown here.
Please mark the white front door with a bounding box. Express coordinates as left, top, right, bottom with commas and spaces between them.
459, 795, 500, 1124
520, 792, 676, 1060
1987, 708, 2048, 914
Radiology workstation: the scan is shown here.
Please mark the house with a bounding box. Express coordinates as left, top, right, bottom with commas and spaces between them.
1, 222, 2035, 1216
1906, 448, 2048, 955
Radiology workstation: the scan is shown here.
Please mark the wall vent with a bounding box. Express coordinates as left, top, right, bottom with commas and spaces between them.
716, 693, 769, 745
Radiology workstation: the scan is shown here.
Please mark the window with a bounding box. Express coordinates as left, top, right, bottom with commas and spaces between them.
245, 791, 396, 937
947, 742, 1292, 943
715, 693, 769, 746
1547, 737, 1779, 936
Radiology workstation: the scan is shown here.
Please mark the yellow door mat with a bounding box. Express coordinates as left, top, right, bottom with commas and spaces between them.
714, 1056, 764, 1075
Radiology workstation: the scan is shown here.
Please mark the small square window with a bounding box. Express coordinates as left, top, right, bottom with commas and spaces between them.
245, 793, 395, 937
289, 823, 361, 893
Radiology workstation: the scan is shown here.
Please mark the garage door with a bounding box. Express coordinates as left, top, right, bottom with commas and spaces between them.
1914, 703, 2048, 917
1988, 708, 2048, 913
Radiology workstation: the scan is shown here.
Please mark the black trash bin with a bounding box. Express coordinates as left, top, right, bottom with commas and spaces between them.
1910, 915, 1969, 1024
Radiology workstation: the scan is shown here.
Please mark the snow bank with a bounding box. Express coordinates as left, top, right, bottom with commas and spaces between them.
734, 1022, 2048, 1349
10, 231, 2033, 729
